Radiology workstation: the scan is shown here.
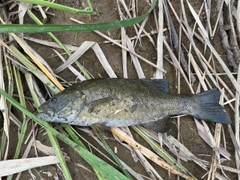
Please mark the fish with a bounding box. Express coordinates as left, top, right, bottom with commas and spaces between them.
36, 78, 231, 133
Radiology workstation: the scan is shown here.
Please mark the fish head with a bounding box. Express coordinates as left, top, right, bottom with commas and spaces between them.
36, 90, 86, 124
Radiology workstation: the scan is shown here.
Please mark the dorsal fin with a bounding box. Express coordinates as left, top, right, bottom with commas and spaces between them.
141, 79, 169, 93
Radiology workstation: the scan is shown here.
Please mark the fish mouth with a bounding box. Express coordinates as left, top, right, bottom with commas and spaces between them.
34, 109, 43, 117
34, 109, 45, 119
35, 107, 55, 120
35, 112, 46, 119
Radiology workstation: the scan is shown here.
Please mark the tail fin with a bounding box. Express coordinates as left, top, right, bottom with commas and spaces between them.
191, 89, 231, 124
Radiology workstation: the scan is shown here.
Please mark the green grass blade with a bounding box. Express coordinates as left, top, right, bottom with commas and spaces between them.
61, 124, 87, 149
0, 133, 6, 160
0, 0, 157, 33
7, 67, 28, 180
0, 88, 130, 180
92, 128, 132, 179
25, 74, 41, 107
16, 0, 93, 14
12, 67, 27, 159
46, 126, 73, 180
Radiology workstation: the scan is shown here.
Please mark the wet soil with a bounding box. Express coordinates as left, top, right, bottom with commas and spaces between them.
2, 0, 238, 179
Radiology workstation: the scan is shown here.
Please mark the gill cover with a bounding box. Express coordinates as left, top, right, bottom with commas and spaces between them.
36, 90, 86, 123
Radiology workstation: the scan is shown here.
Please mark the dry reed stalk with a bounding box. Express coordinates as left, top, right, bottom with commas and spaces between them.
54, 41, 117, 78
155, 0, 164, 79
227, 2, 240, 64
181, 0, 212, 91
120, 28, 128, 78
167, 1, 204, 45
208, 119, 223, 179
70, 18, 166, 73
9, 113, 22, 127
126, 36, 145, 78
212, 0, 223, 36
35, 140, 56, 155
163, 39, 194, 92
120, 0, 155, 48
164, 0, 196, 82
188, 53, 208, 90
235, 64, 240, 180
53, 49, 86, 81
18, 2, 32, 24
23, 36, 80, 51
141, 126, 239, 177
44, 0, 55, 12
237, 1, 240, 37
216, 0, 238, 71
116, 0, 128, 78
54, 41, 95, 73
198, 52, 235, 98
119, 126, 162, 179
136, 19, 156, 48
176, 5, 183, 180
103, 30, 158, 44
118, 0, 156, 47
111, 127, 196, 180
37, 5, 47, 23
118, 0, 140, 40
204, 0, 213, 37
199, 28, 240, 93
91, 43, 118, 78
0, 156, 59, 177
117, 0, 146, 78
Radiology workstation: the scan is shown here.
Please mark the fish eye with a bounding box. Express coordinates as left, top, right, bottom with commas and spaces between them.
51, 98, 57, 104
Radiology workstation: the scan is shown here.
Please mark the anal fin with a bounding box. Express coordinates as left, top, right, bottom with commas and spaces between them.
141, 116, 172, 133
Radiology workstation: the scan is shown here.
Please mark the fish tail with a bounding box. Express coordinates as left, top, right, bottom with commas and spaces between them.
191, 89, 231, 124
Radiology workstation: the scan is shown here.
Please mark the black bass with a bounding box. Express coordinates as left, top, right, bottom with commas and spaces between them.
36, 79, 231, 133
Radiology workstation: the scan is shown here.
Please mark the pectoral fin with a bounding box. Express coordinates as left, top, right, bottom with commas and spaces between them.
87, 97, 111, 113
141, 116, 172, 133
91, 123, 107, 133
